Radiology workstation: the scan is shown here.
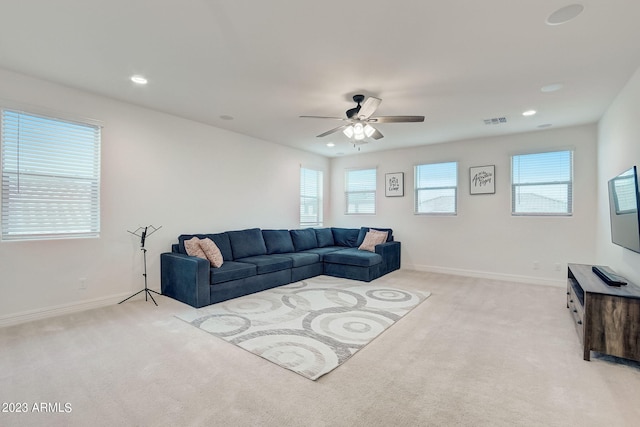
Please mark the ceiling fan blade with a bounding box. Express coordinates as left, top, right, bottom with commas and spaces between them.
371, 128, 384, 140
369, 115, 425, 123
317, 124, 349, 138
300, 115, 349, 121
357, 97, 382, 119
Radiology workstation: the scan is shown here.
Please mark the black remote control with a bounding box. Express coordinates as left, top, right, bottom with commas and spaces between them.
592, 265, 627, 286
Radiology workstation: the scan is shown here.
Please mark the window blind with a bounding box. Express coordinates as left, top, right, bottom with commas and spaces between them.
345, 168, 376, 214
1, 109, 101, 240
511, 150, 573, 215
414, 162, 458, 214
300, 167, 323, 226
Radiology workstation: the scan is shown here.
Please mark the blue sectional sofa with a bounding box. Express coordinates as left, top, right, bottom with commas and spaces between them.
160, 227, 401, 308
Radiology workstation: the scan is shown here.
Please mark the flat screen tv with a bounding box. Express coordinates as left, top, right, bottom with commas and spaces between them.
608, 166, 640, 253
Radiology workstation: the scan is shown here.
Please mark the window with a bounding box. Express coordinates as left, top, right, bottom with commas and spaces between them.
1, 109, 101, 240
345, 168, 376, 214
511, 150, 573, 215
300, 167, 323, 227
414, 162, 458, 214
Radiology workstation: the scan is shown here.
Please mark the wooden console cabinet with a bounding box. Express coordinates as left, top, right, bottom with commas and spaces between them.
567, 263, 640, 362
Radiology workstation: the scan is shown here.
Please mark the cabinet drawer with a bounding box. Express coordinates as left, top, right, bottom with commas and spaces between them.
567, 285, 584, 342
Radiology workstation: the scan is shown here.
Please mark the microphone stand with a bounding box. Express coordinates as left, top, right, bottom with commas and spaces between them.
119, 225, 162, 305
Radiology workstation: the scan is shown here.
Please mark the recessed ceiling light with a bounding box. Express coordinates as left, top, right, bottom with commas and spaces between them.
538, 124, 553, 128
219, 115, 234, 120
546, 4, 584, 26
523, 110, 537, 117
130, 75, 148, 85
541, 83, 564, 93
326, 142, 335, 147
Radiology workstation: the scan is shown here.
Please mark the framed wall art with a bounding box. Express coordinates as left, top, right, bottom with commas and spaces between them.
385, 172, 404, 197
469, 165, 495, 195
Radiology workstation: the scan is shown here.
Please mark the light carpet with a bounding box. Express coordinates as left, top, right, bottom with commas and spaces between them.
175, 275, 430, 380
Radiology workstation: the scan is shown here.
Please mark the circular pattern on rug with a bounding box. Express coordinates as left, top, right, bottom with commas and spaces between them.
197, 314, 251, 337
233, 331, 343, 379
323, 288, 367, 308
306, 309, 394, 346
366, 288, 415, 303
281, 293, 313, 312
223, 295, 283, 315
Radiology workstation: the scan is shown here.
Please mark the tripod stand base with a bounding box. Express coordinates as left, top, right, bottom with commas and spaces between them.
119, 288, 162, 306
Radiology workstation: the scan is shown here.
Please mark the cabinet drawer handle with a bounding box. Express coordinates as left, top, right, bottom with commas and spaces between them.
577, 320, 582, 325
573, 309, 577, 313
570, 299, 574, 303
566, 291, 570, 295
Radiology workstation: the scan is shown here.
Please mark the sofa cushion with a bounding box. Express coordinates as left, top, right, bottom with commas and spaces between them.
290, 228, 318, 251
281, 252, 320, 267
358, 230, 389, 252
355, 227, 394, 246
204, 233, 233, 261
235, 255, 292, 274
227, 228, 267, 259
331, 228, 360, 247
323, 248, 383, 267
301, 246, 344, 261
178, 233, 233, 260
262, 229, 295, 254
315, 228, 335, 247
200, 238, 224, 267
210, 261, 257, 285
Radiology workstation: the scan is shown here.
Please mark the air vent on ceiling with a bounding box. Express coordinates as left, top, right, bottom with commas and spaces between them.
484, 117, 507, 125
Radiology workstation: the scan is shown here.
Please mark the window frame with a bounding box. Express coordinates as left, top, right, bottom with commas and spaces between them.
1, 107, 102, 241
511, 150, 573, 216
344, 167, 377, 215
414, 161, 458, 215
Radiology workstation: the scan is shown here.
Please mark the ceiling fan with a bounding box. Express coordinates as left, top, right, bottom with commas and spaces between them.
300, 94, 425, 143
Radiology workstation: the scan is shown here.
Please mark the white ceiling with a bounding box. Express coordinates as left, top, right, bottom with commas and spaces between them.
1, 1, 640, 157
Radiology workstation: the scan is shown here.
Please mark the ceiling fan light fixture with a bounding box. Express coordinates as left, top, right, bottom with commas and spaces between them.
343, 126, 354, 138
364, 124, 375, 138
353, 123, 365, 140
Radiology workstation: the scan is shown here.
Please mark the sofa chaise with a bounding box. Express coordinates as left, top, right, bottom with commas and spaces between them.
160, 227, 400, 308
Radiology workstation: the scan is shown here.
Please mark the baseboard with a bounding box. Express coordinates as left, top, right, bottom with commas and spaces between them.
402, 264, 565, 288
0, 291, 139, 328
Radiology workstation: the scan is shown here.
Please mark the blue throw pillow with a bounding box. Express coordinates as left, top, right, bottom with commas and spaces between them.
262, 230, 295, 254
331, 228, 360, 247
315, 228, 335, 247
290, 228, 318, 251
227, 228, 267, 259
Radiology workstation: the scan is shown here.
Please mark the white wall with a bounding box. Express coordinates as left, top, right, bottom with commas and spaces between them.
330, 125, 598, 285
597, 67, 640, 284
0, 68, 329, 324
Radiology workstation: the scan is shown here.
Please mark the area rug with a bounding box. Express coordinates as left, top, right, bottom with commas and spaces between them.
175, 275, 430, 380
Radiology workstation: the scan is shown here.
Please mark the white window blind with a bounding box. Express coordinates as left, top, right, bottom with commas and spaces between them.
414, 162, 458, 214
511, 150, 573, 215
300, 167, 323, 227
1, 109, 101, 240
345, 168, 376, 214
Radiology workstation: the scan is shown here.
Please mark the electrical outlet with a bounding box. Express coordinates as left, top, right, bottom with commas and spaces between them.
79, 278, 87, 290
533, 261, 540, 270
